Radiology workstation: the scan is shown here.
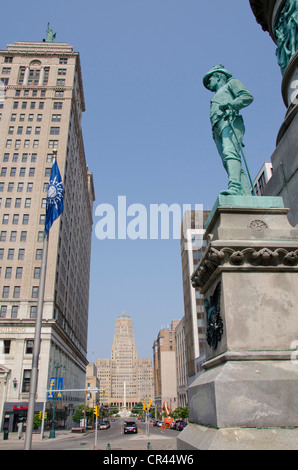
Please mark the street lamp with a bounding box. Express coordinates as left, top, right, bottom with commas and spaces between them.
49, 363, 65, 439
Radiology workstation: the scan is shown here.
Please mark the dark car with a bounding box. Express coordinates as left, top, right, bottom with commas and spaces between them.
124, 421, 138, 434
177, 422, 187, 431
172, 420, 184, 430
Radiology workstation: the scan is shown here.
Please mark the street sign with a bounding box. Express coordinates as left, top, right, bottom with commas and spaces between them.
57, 377, 63, 400
47, 377, 63, 399
47, 378, 55, 399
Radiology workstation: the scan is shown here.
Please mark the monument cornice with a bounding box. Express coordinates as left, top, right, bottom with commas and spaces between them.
249, 0, 287, 39
192, 243, 298, 292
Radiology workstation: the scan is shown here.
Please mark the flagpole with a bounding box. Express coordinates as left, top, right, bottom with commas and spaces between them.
24, 230, 49, 450
24, 149, 62, 450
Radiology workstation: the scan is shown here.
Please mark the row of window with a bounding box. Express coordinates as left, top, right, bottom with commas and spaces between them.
0, 181, 48, 192
2, 285, 39, 298
11, 101, 63, 110
2, 339, 34, 355
3, 153, 53, 163
7, 126, 60, 135
1, 266, 40, 279
1, 77, 67, 87
3, 56, 68, 64
2, 213, 46, 225
0, 248, 43, 260
0, 231, 44, 243
9, 113, 61, 122
12, 101, 45, 110
1, 307, 37, 320
0, 197, 47, 208
5, 139, 59, 149
1, 167, 39, 177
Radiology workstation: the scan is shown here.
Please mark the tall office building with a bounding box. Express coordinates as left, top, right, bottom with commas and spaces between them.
180, 210, 210, 381
96, 313, 153, 409
0, 40, 95, 431
152, 320, 180, 412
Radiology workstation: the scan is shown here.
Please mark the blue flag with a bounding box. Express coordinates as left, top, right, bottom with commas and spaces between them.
45, 160, 64, 232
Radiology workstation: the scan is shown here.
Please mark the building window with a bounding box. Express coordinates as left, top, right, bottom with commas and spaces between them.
18, 249, 25, 260
22, 214, 29, 225
12, 214, 19, 225
11, 306, 18, 318
5, 267, 12, 278
2, 286, 9, 298
18, 67, 26, 85
4, 340, 11, 354
26, 340, 34, 354
28, 68, 40, 85
48, 140, 58, 149
16, 267, 23, 279
50, 127, 60, 135
43, 68, 50, 85
32, 286, 39, 298
30, 305, 37, 318
22, 370, 31, 393
13, 286, 20, 298
0, 306, 7, 318
34, 267, 40, 279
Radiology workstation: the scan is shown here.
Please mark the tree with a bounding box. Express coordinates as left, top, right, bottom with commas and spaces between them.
171, 407, 189, 420
72, 404, 93, 425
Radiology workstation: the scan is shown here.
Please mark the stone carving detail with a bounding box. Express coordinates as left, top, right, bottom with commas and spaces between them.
192, 247, 298, 288
204, 282, 223, 350
248, 219, 269, 231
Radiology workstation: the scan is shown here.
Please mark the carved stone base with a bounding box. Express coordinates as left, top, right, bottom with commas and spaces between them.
177, 423, 298, 451
183, 198, 298, 450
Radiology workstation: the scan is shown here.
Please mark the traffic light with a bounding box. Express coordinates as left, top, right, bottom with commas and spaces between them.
38, 411, 42, 419
44, 412, 48, 420
94, 405, 99, 417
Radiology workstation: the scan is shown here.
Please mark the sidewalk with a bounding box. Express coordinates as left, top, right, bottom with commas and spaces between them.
0, 429, 84, 448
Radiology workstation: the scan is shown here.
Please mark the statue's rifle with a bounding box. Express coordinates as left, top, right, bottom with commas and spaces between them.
224, 106, 256, 196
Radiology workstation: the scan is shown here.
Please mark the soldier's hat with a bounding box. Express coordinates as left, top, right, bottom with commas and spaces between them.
203, 65, 233, 90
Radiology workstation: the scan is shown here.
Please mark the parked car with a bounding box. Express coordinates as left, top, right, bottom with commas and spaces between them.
99, 421, 110, 430
153, 420, 159, 426
172, 420, 184, 430
124, 421, 138, 434
176, 422, 187, 431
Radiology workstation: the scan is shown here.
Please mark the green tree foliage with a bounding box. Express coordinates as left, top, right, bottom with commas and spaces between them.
72, 404, 93, 424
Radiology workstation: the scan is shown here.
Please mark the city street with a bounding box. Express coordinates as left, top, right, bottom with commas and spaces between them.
0, 418, 179, 451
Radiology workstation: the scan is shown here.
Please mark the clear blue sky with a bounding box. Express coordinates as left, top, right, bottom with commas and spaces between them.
1, 1, 285, 362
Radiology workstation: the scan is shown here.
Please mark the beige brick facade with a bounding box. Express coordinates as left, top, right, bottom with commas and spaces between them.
0, 41, 95, 431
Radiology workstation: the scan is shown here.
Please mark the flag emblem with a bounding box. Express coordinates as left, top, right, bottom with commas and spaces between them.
45, 160, 64, 232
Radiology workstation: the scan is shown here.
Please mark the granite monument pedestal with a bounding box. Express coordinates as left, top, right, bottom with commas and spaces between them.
177, 196, 298, 450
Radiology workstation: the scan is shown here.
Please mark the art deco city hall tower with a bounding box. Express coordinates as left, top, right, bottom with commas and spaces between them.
0, 39, 95, 431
